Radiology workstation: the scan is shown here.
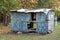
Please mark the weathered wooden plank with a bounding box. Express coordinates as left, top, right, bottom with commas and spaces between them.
36, 12, 48, 33
10, 12, 31, 32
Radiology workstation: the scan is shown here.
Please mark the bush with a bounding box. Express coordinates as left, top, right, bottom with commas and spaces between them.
55, 10, 60, 17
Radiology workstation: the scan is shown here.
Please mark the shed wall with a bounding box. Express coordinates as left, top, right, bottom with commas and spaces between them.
47, 11, 55, 31
36, 12, 48, 33
10, 12, 31, 32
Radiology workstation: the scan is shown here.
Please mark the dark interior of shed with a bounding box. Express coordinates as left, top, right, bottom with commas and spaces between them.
27, 12, 36, 33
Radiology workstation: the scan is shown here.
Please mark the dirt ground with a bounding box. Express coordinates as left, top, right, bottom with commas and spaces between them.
0, 23, 11, 34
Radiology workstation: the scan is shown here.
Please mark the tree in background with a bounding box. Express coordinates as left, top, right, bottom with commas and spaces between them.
17, 0, 52, 9
49, 0, 60, 17
18, 0, 38, 9
38, 0, 49, 8
0, 0, 21, 25
38, 0, 60, 17
0, 0, 60, 25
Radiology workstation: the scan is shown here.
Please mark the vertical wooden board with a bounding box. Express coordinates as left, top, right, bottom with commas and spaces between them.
10, 12, 20, 31
36, 13, 48, 33
21, 22, 27, 32
19, 13, 31, 32
48, 11, 55, 31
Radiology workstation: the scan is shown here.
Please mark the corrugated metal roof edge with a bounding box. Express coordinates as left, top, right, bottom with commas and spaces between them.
10, 8, 54, 13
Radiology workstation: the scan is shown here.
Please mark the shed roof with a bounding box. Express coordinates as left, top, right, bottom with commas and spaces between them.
10, 8, 53, 14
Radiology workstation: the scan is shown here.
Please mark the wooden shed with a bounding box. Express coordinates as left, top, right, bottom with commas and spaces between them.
10, 8, 57, 34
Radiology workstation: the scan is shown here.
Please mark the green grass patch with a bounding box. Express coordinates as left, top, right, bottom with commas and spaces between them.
55, 21, 60, 30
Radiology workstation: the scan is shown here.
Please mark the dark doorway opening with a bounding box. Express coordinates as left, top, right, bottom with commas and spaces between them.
28, 12, 36, 29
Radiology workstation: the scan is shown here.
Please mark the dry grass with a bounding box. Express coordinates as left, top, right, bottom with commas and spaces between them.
0, 23, 11, 34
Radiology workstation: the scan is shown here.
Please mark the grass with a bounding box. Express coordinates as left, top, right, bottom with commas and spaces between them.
0, 22, 60, 40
